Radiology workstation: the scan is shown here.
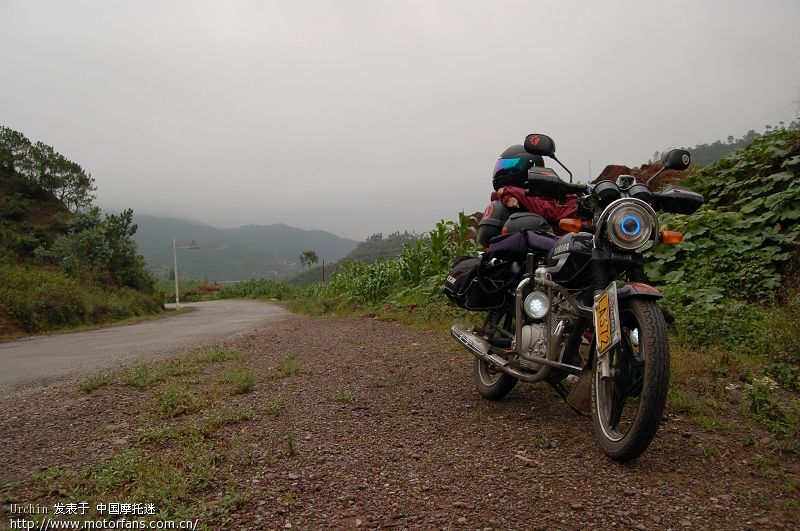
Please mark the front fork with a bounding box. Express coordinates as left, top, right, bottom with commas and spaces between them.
591, 251, 650, 381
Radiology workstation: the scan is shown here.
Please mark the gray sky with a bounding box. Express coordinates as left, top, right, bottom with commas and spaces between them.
2, 1, 799, 240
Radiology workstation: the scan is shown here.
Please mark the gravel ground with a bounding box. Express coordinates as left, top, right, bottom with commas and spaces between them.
1, 314, 797, 530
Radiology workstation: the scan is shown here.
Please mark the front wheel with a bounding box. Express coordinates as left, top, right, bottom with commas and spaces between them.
474, 357, 517, 400
591, 299, 669, 461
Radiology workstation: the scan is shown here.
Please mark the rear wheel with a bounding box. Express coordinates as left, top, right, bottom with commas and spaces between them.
591, 299, 669, 461
474, 357, 517, 400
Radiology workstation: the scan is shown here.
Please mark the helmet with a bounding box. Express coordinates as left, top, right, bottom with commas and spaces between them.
492, 145, 545, 190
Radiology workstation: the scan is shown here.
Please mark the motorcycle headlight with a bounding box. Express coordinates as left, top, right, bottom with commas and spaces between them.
601, 199, 659, 252
524, 291, 550, 320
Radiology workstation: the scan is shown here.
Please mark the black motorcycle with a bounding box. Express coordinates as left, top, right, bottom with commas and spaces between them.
446, 134, 703, 461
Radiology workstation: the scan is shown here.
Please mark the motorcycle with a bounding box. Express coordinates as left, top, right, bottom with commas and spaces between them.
446, 134, 703, 461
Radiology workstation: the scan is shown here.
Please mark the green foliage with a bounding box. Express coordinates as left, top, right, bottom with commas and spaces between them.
0, 193, 29, 221
0, 264, 160, 333
647, 130, 800, 348
665, 120, 800, 167
218, 366, 256, 395
153, 384, 204, 418
1, 126, 96, 212
270, 351, 301, 380
343, 231, 419, 263
218, 279, 296, 300
756, 293, 800, 390
299, 249, 319, 268
35, 207, 155, 291
302, 212, 479, 307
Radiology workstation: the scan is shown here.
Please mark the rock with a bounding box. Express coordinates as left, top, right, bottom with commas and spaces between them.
457, 517, 467, 524
453, 501, 468, 509
624, 489, 636, 496
288, 473, 300, 480
570, 503, 584, 511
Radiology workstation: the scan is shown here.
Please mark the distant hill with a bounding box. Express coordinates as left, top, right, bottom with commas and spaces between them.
342, 231, 418, 263
288, 231, 418, 285
651, 119, 800, 168
133, 215, 358, 281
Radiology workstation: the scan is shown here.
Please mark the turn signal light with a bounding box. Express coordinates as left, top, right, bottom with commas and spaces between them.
558, 218, 583, 233
660, 230, 683, 244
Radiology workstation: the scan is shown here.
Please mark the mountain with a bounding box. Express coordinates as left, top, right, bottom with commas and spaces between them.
133, 215, 358, 281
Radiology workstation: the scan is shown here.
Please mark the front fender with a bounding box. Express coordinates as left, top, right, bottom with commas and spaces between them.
617, 282, 662, 300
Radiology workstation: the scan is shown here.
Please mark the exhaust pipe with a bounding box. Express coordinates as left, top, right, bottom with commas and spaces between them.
450, 324, 545, 383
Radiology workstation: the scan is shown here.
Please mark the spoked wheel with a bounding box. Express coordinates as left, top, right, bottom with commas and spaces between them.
591, 299, 669, 461
474, 357, 517, 401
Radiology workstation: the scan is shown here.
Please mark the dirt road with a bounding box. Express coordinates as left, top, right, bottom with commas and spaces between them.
0, 314, 797, 529
0, 300, 288, 392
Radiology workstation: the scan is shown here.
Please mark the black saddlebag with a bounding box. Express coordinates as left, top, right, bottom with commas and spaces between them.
444, 256, 520, 311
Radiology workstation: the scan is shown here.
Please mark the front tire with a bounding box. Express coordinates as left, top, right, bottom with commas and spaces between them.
591, 299, 669, 461
474, 357, 517, 400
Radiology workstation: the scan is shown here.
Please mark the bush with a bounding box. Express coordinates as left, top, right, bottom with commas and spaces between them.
0, 264, 161, 333
755, 292, 800, 390
218, 279, 296, 300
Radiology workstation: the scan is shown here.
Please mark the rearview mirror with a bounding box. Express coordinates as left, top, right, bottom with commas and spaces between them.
523, 134, 556, 158
661, 149, 691, 170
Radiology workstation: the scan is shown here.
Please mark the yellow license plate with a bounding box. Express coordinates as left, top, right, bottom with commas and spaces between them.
594, 282, 621, 355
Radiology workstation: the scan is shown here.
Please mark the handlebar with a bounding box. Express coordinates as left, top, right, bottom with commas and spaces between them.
525, 173, 587, 199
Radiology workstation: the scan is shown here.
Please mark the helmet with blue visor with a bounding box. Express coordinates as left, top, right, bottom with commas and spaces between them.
492, 145, 545, 190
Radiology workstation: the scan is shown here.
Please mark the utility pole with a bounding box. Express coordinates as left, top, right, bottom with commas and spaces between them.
172, 239, 199, 309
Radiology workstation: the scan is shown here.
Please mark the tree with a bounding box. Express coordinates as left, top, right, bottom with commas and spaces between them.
36, 207, 154, 291
299, 250, 319, 268
0, 126, 96, 212
0, 126, 31, 174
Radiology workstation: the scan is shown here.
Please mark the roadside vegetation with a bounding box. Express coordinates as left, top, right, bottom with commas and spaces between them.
12, 346, 265, 527
0, 126, 160, 336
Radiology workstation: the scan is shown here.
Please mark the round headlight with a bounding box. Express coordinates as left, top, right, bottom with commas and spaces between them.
603, 200, 658, 252
524, 291, 550, 320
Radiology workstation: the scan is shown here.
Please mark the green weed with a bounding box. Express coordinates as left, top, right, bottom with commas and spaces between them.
198, 346, 241, 364
265, 396, 285, 415
153, 384, 204, 418
271, 351, 302, 379
219, 366, 255, 395
80, 372, 113, 393
283, 433, 298, 457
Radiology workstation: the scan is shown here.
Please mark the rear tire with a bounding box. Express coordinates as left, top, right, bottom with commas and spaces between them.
591, 298, 669, 461
474, 357, 517, 400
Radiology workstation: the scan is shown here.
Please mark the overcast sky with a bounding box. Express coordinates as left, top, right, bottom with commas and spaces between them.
2, 1, 799, 240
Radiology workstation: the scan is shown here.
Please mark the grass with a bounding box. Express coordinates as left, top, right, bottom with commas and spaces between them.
265, 396, 285, 415
270, 351, 302, 379
153, 384, 205, 418
218, 366, 256, 395
283, 433, 298, 457
198, 346, 240, 363
80, 372, 113, 393
333, 386, 358, 403
14, 343, 264, 526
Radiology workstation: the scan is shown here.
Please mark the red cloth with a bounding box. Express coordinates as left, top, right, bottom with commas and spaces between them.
491, 185, 577, 234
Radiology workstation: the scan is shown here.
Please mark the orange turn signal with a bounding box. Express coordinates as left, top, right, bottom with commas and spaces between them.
660, 230, 683, 244
558, 218, 583, 233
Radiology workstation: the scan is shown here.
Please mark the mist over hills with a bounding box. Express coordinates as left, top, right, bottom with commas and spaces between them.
133, 215, 358, 281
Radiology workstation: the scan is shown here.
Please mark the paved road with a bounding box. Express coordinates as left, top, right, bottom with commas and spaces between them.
0, 300, 289, 392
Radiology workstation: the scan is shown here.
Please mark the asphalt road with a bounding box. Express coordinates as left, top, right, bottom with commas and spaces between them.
0, 299, 289, 392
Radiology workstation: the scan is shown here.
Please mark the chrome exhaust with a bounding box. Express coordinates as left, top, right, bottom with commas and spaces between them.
451, 324, 545, 383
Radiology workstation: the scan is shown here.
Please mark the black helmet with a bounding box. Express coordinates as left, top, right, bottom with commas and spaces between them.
492, 145, 545, 190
